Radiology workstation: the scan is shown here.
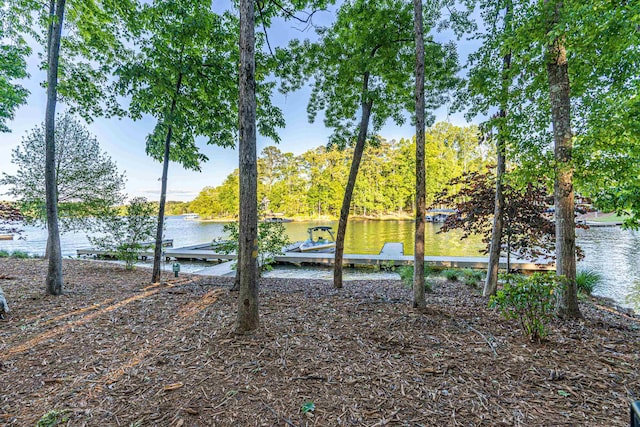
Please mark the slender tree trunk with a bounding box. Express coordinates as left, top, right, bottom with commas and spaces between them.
333, 73, 372, 289
44, 0, 66, 296
545, 0, 580, 318
412, 0, 426, 308
152, 73, 183, 283
236, 0, 259, 332
484, 0, 512, 297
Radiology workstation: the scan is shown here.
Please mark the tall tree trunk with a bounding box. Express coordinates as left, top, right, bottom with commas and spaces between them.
484, 0, 513, 297
152, 73, 183, 284
545, 0, 580, 318
333, 73, 372, 289
412, 0, 426, 308
236, 0, 259, 332
44, 0, 66, 296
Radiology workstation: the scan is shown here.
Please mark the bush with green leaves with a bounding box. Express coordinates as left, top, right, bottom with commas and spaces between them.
89, 197, 157, 270
575, 269, 603, 295
442, 269, 461, 281
462, 269, 484, 287
489, 273, 566, 342
220, 221, 290, 273
398, 265, 434, 293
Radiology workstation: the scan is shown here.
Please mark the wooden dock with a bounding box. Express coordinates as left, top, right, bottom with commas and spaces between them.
77, 241, 553, 273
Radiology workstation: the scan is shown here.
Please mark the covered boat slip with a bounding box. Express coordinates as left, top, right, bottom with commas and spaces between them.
77, 241, 553, 273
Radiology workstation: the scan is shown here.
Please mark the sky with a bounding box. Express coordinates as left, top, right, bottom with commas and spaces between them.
0, 2, 481, 203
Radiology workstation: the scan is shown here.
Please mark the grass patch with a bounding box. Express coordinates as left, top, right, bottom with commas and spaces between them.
576, 269, 603, 295
0, 250, 10, 258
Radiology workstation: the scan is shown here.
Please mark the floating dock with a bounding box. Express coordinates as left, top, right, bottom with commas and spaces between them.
77, 241, 553, 273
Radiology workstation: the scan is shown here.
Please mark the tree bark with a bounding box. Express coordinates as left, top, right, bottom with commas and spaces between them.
333, 73, 372, 289
412, 0, 426, 308
484, 0, 512, 297
151, 73, 183, 284
44, 0, 66, 296
235, 0, 259, 332
545, 0, 580, 318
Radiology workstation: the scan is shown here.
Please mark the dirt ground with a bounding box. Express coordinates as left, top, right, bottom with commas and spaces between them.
0, 258, 638, 426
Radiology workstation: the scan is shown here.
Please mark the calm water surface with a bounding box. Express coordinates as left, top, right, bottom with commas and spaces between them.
2, 217, 638, 309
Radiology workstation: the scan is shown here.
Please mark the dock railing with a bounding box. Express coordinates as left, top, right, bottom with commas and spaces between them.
632, 400, 640, 427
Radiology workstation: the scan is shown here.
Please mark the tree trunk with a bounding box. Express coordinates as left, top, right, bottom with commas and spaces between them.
412, 0, 426, 308
545, 0, 580, 318
151, 73, 183, 284
333, 73, 372, 289
484, 0, 512, 298
44, 0, 66, 296
235, 0, 259, 332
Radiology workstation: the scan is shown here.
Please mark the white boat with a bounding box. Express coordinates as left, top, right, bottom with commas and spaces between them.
183, 213, 200, 220
285, 226, 336, 253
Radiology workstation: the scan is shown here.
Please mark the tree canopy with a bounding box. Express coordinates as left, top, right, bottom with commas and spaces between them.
1, 112, 126, 231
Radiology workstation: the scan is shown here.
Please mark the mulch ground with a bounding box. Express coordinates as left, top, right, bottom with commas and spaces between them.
0, 258, 638, 427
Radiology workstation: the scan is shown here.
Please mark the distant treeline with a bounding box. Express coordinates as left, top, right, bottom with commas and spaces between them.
175, 122, 489, 219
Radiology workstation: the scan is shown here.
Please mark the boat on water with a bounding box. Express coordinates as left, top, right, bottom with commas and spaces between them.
0, 234, 13, 240
183, 213, 200, 220
263, 213, 293, 223
285, 226, 336, 253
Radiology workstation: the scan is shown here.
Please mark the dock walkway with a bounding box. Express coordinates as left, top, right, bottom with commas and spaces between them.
77, 241, 554, 274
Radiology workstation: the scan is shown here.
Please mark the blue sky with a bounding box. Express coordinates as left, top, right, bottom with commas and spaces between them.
0, 3, 481, 202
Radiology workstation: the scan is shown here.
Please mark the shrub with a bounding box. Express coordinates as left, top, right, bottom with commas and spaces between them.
220, 221, 290, 273
489, 273, 566, 342
442, 269, 461, 281
462, 269, 484, 287
10, 250, 30, 259
89, 197, 157, 270
398, 266, 434, 292
575, 269, 603, 295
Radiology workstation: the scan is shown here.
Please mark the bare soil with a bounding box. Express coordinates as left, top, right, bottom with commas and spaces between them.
0, 258, 638, 426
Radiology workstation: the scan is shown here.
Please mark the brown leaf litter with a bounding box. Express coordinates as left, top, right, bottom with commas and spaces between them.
0, 258, 638, 426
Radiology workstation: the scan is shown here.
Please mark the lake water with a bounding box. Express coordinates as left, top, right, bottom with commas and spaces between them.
1, 216, 638, 310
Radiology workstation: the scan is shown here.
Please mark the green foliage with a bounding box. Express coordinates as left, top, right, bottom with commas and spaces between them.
220, 221, 290, 273
442, 269, 461, 282
489, 273, 566, 342
9, 250, 30, 259
89, 197, 157, 270
0, 250, 32, 259
0, 0, 30, 133
462, 269, 484, 287
398, 265, 434, 293
190, 128, 484, 219
300, 401, 316, 414
575, 269, 603, 296
36, 409, 68, 427
0, 113, 126, 233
